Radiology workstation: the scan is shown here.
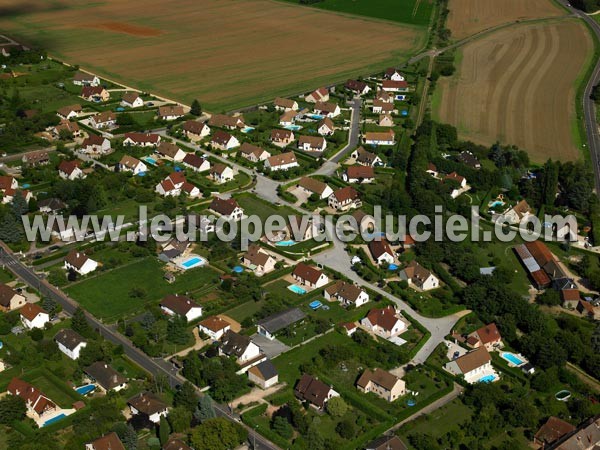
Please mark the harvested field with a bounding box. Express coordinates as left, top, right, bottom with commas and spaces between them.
0, 0, 426, 111
446, 0, 565, 40
433, 20, 594, 162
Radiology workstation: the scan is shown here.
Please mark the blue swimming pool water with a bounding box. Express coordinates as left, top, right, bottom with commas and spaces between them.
241, 127, 255, 133
407, 399, 416, 406
116, 107, 125, 112
479, 374, 496, 383
276, 240, 296, 247
501, 352, 525, 366
284, 125, 302, 131
401, 110, 408, 116
309, 300, 322, 310
388, 264, 399, 271
75, 384, 96, 395
489, 201, 504, 208
43, 414, 66, 427
21, 183, 30, 188
307, 114, 324, 120
288, 284, 307, 295
232, 266, 244, 273
182, 257, 204, 268
396, 95, 406, 101
145, 157, 157, 165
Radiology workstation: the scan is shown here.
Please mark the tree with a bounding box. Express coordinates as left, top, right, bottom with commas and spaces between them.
42, 297, 60, 316
174, 381, 198, 413
71, 307, 91, 336
336, 418, 356, 439
159, 415, 171, 446
592, 324, 600, 354
189, 418, 248, 450
113, 423, 138, 450
29, 328, 44, 341
536, 289, 561, 306
326, 396, 347, 417
194, 395, 216, 423
12, 192, 29, 217
0, 213, 23, 243
0, 395, 26, 424
190, 99, 202, 116
167, 315, 189, 345
168, 406, 192, 433
272, 416, 293, 439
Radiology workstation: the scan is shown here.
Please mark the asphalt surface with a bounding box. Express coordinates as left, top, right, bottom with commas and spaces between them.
0, 244, 278, 450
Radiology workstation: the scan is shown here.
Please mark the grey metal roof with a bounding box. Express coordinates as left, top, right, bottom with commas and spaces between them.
253, 359, 278, 380
522, 257, 540, 273
257, 307, 306, 334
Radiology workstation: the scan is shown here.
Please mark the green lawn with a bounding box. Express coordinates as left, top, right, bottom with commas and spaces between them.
235, 193, 299, 223
23, 372, 81, 409
277, 0, 434, 26
397, 397, 472, 441
65, 257, 220, 320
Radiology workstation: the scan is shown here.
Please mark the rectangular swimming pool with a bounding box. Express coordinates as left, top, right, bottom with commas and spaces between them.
275, 240, 296, 247
478, 374, 496, 383
501, 352, 525, 366
43, 413, 66, 427
288, 284, 307, 295
182, 257, 205, 268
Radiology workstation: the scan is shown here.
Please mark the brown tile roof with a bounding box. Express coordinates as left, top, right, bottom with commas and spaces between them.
364, 306, 400, 332
82, 134, 107, 148
243, 244, 272, 267
318, 117, 334, 130
157, 141, 183, 158
346, 165, 375, 179
325, 281, 364, 302
332, 186, 359, 202
163, 438, 193, 450
240, 142, 267, 158
535, 417, 576, 446
8, 377, 56, 415
209, 197, 240, 216
308, 87, 328, 101
0, 176, 14, 191
267, 152, 297, 167
127, 391, 168, 415
121, 92, 141, 104
209, 114, 244, 129
211, 129, 234, 146
119, 155, 143, 170
0, 284, 20, 308
298, 177, 328, 195
57, 104, 82, 117
345, 79, 369, 92
369, 239, 393, 260
73, 71, 97, 82
274, 97, 296, 109
81, 86, 106, 98
211, 163, 231, 175
292, 262, 324, 284
455, 347, 491, 373
87, 432, 126, 450
444, 171, 465, 184
271, 129, 294, 141
365, 130, 395, 142
298, 135, 325, 148
354, 147, 379, 165
91, 111, 115, 124
356, 368, 401, 391
531, 269, 551, 288
20, 303, 47, 321
199, 315, 231, 332
314, 101, 338, 114
182, 153, 207, 169
158, 105, 185, 117
402, 260, 434, 284
160, 294, 200, 316
525, 241, 554, 267
294, 374, 332, 409
475, 323, 502, 345
65, 250, 90, 270
54, 119, 80, 134
85, 361, 128, 391
220, 330, 253, 358
248, 359, 278, 381
182, 120, 208, 135
366, 435, 408, 450
382, 79, 408, 89
373, 99, 393, 111
124, 132, 160, 144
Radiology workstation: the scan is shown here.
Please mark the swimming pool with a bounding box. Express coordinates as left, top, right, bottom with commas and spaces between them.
241, 126, 255, 133
309, 300, 322, 310
306, 114, 324, 120
284, 125, 303, 131
43, 414, 66, 427
288, 284, 307, 295
401, 110, 408, 116
478, 374, 496, 383
501, 352, 525, 366
276, 240, 296, 247
21, 183, 30, 188
388, 264, 399, 271
144, 157, 158, 165
232, 266, 244, 273
396, 95, 406, 101
181, 256, 206, 269
488, 200, 505, 208
75, 384, 96, 395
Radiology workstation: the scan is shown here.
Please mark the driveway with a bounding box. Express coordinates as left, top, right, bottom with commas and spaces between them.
252, 333, 289, 359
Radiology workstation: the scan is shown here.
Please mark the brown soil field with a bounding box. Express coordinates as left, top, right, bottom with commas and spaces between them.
0, 0, 426, 111
433, 20, 593, 162
446, 0, 565, 40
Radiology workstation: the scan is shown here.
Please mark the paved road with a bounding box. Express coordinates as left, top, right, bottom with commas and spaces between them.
0, 244, 279, 450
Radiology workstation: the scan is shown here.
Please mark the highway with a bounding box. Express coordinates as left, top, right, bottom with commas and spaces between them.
0, 244, 279, 450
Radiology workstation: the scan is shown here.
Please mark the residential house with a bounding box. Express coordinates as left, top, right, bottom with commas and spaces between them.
577, 299, 596, 318
457, 151, 481, 169
257, 307, 306, 340
284, 215, 321, 242
219, 330, 265, 372
73, 71, 100, 86
156, 172, 200, 198
318, 117, 335, 136
209, 197, 244, 221
86, 433, 126, 450
376, 89, 394, 103
22, 150, 51, 167
54, 329, 87, 360
57, 104, 82, 120
182, 153, 210, 172
364, 130, 395, 146
366, 436, 408, 450
356, 368, 406, 402
298, 177, 333, 200
210, 130, 240, 151
343, 165, 375, 183
560, 289, 581, 309
352, 147, 383, 166
265, 152, 299, 171
381, 79, 408, 92
292, 262, 329, 288
274, 97, 299, 111
80, 134, 111, 156
328, 186, 361, 211
352, 209, 376, 233
444, 172, 468, 198
123, 132, 161, 147
298, 135, 327, 153
499, 200, 532, 225
7, 378, 57, 421
372, 99, 394, 114
279, 110, 297, 127
542, 415, 600, 449
305, 87, 329, 103
399, 260, 439, 291
1, 187, 32, 205
208, 114, 245, 130
270, 129, 295, 147
160, 294, 203, 322
242, 244, 277, 275
360, 305, 406, 338
64, 250, 98, 275
314, 101, 341, 118
182, 120, 210, 141
52, 120, 81, 138
198, 316, 231, 340
369, 239, 395, 265
345, 79, 371, 96
324, 280, 369, 307
120, 92, 144, 108
158, 105, 185, 121
85, 362, 128, 392
341, 322, 358, 336
20, 303, 50, 329
119, 155, 148, 175
128, 392, 169, 424
444, 347, 495, 384
533, 416, 576, 448
0, 283, 26, 312
210, 163, 235, 183
467, 323, 503, 351
248, 359, 279, 389
156, 141, 187, 162
89, 111, 116, 129
379, 114, 394, 127
0, 176, 17, 193
294, 374, 339, 410
81, 86, 110, 102
58, 160, 85, 180
384, 68, 406, 81
239, 142, 271, 162
38, 198, 66, 214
